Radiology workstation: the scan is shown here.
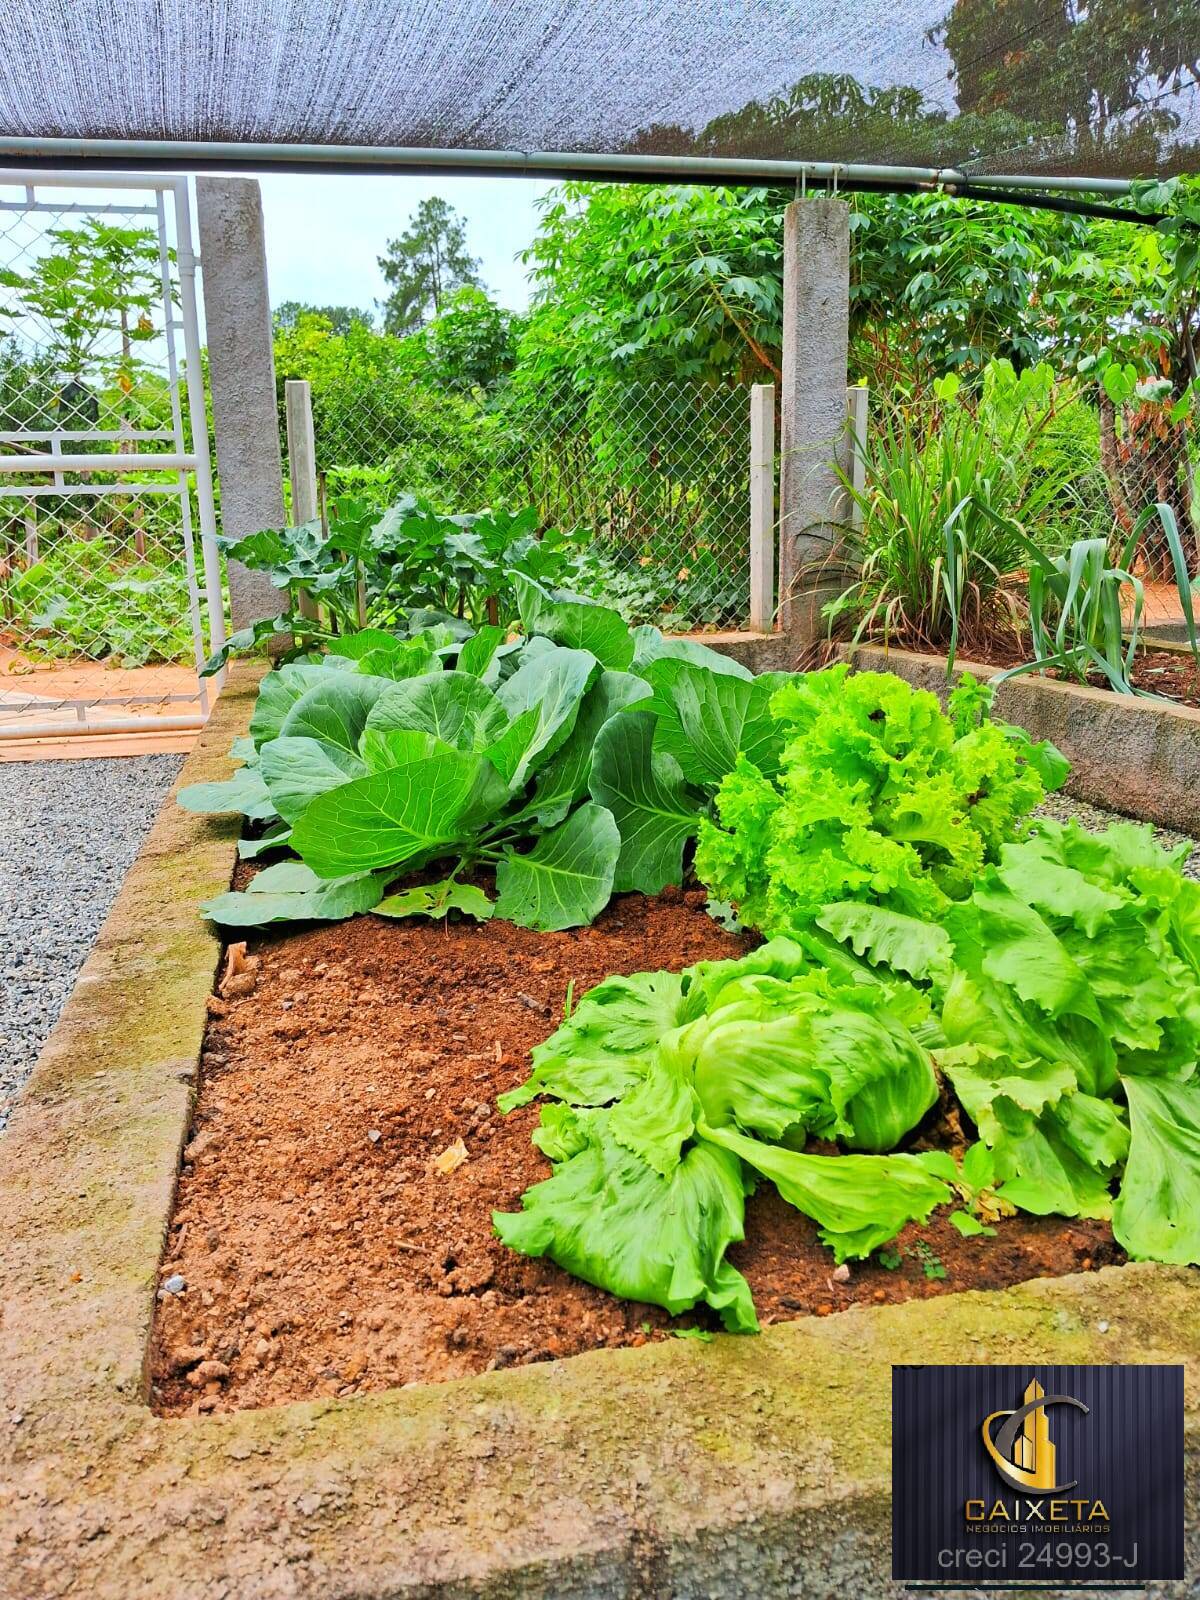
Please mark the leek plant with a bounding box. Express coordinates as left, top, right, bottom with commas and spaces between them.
986, 502, 1199, 695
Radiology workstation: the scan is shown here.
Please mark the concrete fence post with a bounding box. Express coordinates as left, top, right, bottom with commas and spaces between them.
195, 176, 286, 631
778, 198, 851, 648
748, 382, 775, 633
284, 378, 320, 622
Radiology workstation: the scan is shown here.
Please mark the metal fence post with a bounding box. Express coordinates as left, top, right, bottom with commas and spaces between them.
285, 378, 320, 622
749, 383, 775, 632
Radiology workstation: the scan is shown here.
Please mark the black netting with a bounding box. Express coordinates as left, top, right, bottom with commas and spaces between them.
0, 1, 1197, 178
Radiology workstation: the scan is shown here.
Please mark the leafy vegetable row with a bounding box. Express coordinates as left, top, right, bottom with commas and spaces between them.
498, 792, 1200, 1323
180, 577, 793, 930
183, 563, 1069, 940
205, 498, 588, 673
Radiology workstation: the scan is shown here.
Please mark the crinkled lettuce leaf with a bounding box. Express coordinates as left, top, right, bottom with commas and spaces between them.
497, 968, 688, 1112
494, 1107, 758, 1332
696, 666, 1054, 940
699, 1119, 950, 1263
1112, 1076, 1200, 1263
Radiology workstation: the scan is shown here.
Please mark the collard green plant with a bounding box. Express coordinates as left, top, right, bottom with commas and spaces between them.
205, 494, 589, 673
180, 579, 760, 932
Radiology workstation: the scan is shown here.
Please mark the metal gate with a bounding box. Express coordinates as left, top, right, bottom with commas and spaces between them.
0, 172, 224, 744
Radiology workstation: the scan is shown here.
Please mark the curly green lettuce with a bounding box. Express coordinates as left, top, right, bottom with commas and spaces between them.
695, 666, 1063, 938
827, 819, 1200, 1265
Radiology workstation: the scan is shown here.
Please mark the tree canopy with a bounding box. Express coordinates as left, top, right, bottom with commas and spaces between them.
274, 300, 375, 334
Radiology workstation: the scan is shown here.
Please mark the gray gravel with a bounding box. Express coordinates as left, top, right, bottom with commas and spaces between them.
0, 755, 183, 1133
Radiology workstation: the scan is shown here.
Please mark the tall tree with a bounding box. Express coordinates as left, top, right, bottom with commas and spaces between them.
377, 198, 483, 335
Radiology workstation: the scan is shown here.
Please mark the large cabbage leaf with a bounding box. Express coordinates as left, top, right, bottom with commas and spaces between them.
182, 598, 757, 931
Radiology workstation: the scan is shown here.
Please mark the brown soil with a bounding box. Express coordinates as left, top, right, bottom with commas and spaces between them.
150, 892, 1121, 1417
874, 632, 1200, 708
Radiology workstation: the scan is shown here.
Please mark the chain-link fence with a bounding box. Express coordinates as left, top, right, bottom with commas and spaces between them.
0, 175, 220, 741
303, 378, 755, 631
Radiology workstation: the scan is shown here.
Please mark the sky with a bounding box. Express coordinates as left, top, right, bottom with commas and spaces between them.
253, 172, 557, 320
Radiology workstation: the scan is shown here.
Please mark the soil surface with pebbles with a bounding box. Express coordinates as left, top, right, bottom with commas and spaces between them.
0, 753, 182, 1131
151, 864, 1127, 1417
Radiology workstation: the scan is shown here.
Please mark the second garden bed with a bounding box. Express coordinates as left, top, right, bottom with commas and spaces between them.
150, 886, 1121, 1417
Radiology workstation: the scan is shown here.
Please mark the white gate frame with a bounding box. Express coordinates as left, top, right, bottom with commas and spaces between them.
0, 170, 224, 739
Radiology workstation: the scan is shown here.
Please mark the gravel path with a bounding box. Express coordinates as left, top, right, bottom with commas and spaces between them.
0, 755, 183, 1133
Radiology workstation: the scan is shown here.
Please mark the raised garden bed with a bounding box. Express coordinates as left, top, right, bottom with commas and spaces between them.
150, 887, 1119, 1415
4, 663, 1199, 1599
913, 632, 1200, 708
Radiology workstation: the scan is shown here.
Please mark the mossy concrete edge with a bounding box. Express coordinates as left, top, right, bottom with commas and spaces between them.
1, 660, 1197, 1600
842, 642, 1200, 834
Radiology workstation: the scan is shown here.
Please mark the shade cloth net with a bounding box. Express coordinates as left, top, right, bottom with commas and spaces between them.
0, 0, 1197, 179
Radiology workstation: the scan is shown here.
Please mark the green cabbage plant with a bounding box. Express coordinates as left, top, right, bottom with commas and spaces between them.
179, 577, 779, 931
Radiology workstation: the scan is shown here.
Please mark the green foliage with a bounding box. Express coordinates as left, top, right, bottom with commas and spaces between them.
419, 286, 521, 393
206, 495, 590, 671
4, 537, 196, 665
181, 584, 754, 932
992, 502, 1200, 694
696, 666, 1061, 939
494, 934, 953, 1327
0, 218, 165, 394
933, 819, 1200, 1261
496, 705, 1200, 1325
517, 183, 785, 386
827, 362, 1105, 655
850, 195, 1092, 387
274, 300, 374, 334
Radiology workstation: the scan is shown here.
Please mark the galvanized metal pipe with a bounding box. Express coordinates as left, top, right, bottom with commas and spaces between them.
0, 452, 195, 473
0, 135, 1136, 198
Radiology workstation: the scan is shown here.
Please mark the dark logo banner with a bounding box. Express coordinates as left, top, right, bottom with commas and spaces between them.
892, 1364, 1184, 1587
